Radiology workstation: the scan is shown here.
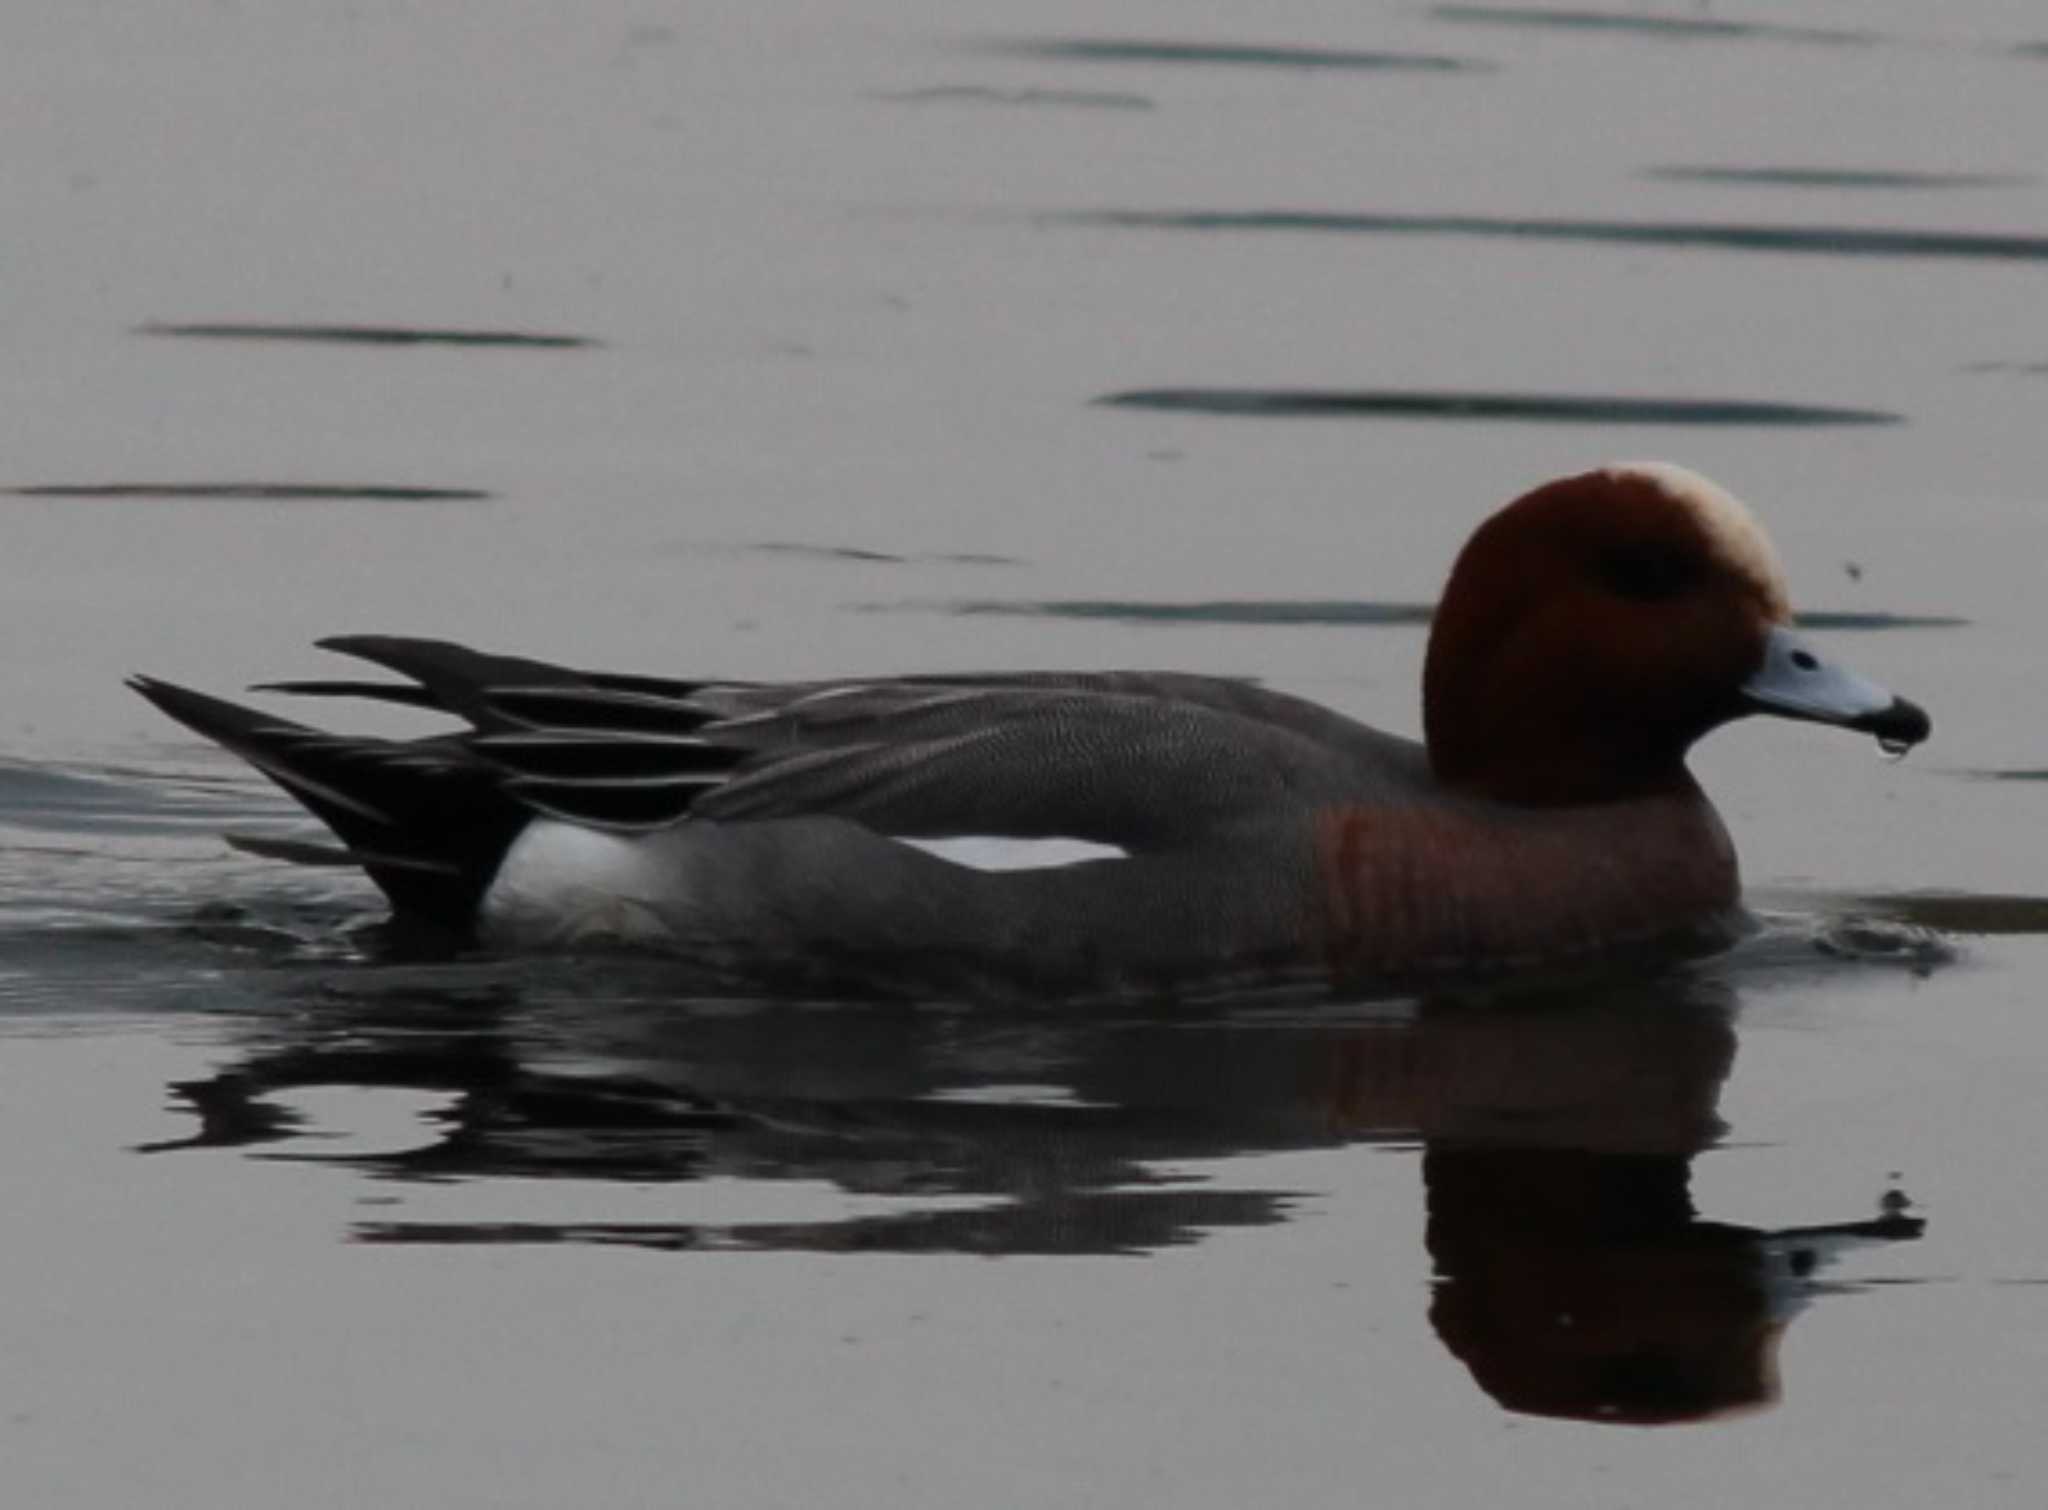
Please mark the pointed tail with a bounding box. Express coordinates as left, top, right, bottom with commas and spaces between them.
129, 675, 524, 926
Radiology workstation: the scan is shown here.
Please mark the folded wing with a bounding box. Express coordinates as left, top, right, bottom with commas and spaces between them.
263, 637, 1392, 848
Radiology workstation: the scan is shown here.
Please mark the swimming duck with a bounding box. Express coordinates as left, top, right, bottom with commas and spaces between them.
130, 462, 1928, 998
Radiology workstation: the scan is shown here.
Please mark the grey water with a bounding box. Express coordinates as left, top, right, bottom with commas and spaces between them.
5, 2, 2048, 1505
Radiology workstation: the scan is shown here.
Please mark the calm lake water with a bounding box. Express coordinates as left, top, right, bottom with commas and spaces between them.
5, 2, 2047, 1504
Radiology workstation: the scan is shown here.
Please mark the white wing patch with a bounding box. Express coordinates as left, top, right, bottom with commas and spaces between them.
896, 835, 1129, 871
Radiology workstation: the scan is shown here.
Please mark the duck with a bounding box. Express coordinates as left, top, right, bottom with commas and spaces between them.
129, 462, 1929, 999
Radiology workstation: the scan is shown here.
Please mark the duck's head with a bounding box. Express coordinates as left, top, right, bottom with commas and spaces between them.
1424, 462, 1930, 806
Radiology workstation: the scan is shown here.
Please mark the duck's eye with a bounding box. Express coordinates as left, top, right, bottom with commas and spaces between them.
1602, 544, 1699, 602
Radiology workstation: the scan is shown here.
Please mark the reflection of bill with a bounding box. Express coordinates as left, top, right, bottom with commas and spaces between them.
1426, 1146, 1920, 1425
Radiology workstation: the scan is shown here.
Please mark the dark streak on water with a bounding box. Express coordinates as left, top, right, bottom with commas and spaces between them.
1647, 166, 2034, 191
947, 599, 1438, 627
1960, 360, 2048, 376
137, 322, 599, 349
9, 483, 491, 503
979, 37, 1491, 73
1792, 890, 2048, 938
902, 600, 1964, 631
1058, 210, 2048, 263
1429, 5, 1876, 46
731, 541, 1023, 567
1795, 611, 1969, 631
876, 86, 1154, 111
354, 1192, 1288, 1255
1098, 388, 1901, 427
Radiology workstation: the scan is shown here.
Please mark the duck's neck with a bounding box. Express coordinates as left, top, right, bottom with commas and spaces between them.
1311, 782, 1741, 983
1427, 724, 1722, 807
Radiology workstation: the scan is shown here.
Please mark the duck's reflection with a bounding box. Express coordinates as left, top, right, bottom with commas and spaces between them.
148, 955, 1921, 1423
1425, 1146, 1916, 1423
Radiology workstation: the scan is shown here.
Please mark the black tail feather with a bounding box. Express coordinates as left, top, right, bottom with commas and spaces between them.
129, 674, 523, 925
470, 732, 732, 782
313, 636, 592, 730
252, 678, 446, 711
131, 639, 751, 914
257, 648, 724, 719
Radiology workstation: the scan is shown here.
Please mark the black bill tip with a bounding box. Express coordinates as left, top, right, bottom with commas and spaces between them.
1857, 695, 1932, 752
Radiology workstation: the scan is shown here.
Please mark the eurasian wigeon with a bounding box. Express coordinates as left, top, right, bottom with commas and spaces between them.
130, 462, 1929, 998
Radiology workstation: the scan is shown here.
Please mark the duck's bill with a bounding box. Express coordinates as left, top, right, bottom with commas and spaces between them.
1740, 625, 1931, 751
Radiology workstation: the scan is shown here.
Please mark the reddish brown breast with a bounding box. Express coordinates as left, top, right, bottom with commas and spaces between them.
1310, 787, 1739, 984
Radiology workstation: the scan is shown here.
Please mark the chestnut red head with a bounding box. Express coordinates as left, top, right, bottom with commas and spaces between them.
1423, 463, 1929, 805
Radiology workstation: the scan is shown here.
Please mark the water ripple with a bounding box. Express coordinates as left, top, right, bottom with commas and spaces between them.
1098, 388, 1902, 426
1430, 5, 1876, 46
897, 599, 1962, 631
137, 322, 598, 349
979, 37, 1490, 73
1058, 209, 2048, 263
9, 483, 489, 503
1647, 165, 2034, 191
875, 85, 1154, 111
704, 541, 1023, 567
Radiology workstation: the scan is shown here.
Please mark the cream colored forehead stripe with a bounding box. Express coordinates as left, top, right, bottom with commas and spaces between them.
1602, 461, 1793, 619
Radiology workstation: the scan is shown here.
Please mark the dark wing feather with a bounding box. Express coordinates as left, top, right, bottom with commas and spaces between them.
237, 638, 1417, 842
481, 686, 714, 739
689, 670, 1406, 762
458, 679, 1370, 840
690, 693, 1370, 844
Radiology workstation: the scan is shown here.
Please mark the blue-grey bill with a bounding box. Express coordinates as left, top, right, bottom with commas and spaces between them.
1740, 624, 1931, 754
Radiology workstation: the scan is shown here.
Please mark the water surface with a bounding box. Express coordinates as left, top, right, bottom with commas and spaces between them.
4, 2, 2046, 1505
